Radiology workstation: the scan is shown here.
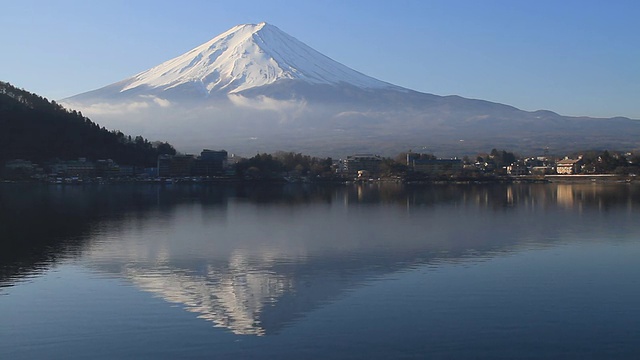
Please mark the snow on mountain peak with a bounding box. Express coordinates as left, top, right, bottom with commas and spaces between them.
120, 22, 397, 95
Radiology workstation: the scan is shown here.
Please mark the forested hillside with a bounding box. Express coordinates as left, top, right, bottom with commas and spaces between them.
0, 81, 175, 166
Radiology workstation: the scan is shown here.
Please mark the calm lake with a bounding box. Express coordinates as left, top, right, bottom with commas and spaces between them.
1, 182, 640, 359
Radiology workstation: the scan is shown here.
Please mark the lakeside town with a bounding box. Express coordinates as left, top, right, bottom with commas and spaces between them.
2, 148, 639, 184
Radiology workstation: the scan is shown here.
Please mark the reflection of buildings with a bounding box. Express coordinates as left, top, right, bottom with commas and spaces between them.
556, 185, 575, 208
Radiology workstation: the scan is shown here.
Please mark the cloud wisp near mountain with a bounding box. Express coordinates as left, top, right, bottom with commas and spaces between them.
63, 22, 640, 156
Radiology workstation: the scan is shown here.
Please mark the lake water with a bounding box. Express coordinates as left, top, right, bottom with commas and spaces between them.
1, 182, 640, 359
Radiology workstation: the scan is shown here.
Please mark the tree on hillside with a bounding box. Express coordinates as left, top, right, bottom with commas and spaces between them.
0, 81, 176, 167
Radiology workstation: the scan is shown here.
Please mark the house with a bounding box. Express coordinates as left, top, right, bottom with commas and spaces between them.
2, 159, 37, 178
556, 158, 582, 174
65, 158, 95, 177
193, 149, 228, 176
157, 155, 172, 177
506, 164, 528, 176
345, 154, 382, 175
95, 159, 121, 178
407, 153, 462, 175
157, 154, 196, 177
531, 166, 554, 175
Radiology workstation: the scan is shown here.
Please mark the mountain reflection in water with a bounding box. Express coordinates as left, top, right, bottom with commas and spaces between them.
1, 182, 639, 336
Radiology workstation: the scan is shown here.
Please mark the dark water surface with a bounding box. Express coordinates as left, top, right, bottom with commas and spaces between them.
1, 182, 640, 359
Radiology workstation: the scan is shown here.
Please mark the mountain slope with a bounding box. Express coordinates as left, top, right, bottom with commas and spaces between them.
62, 23, 640, 156
0, 81, 175, 166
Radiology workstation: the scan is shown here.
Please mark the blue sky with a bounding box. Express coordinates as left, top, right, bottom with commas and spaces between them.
1, 0, 638, 119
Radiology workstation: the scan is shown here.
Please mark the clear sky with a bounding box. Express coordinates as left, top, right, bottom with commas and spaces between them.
1, 0, 638, 119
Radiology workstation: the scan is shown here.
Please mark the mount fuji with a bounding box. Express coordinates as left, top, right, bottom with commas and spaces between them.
63, 22, 640, 156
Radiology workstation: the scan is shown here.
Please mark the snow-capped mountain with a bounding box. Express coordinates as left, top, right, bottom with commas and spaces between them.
70, 22, 399, 101
135, 22, 399, 92
63, 23, 640, 156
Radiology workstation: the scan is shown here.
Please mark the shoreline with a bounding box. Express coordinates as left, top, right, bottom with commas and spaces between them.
2, 174, 638, 186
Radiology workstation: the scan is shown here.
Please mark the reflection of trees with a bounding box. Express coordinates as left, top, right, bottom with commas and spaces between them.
0, 184, 232, 285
